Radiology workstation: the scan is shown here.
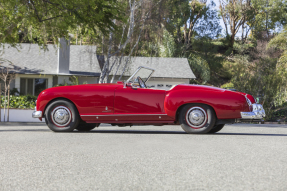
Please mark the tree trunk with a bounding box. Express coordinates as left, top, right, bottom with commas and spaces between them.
230, 33, 235, 48
3, 90, 6, 122
0, 84, 1, 122
7, 84, 10, 122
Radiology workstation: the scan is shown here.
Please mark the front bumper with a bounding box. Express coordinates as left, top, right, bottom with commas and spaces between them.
241, 104, 265, 119
32, 111, 42, 118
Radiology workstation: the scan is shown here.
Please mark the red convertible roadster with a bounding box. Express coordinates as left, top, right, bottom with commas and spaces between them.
33, 66, 265, 134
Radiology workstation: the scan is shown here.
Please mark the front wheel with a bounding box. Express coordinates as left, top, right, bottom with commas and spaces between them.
179, 104, 216, 134
45, 100, 80, 132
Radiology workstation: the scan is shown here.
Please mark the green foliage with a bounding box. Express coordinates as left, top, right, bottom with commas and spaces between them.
0, 0, 124, 46
269, 105, 287, 122
268, 26, 287, 64
221, 82, 234, 89
268, 27, 287, 50
10, 88, 19, 96
250, 0, 286, 37
190, 38, 230, 85
69, 76, 79, 85
230, 42, 287, 119
159, 30, 176, 57
188, 54, 210, 84
1, 95, 37, 109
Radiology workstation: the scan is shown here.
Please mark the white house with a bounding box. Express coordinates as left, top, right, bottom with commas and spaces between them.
0, 39, 100, 95
0, 41, 196, 95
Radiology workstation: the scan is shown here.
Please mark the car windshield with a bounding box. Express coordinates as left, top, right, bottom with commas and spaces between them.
127, 67, 154, 84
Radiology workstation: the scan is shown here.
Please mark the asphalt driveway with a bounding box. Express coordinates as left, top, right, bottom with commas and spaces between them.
0, 123, 286, 191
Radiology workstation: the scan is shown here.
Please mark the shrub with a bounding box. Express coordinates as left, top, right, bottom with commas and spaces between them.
221, 82, 234, 89
230, 43, 287, 120
1, 95, 37, 109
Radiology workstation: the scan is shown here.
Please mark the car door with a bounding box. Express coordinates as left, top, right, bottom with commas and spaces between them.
113, 86, 170, 122
79, 85, 116, 122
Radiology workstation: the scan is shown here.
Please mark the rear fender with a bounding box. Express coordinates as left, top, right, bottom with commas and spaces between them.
164, 89, 248, 119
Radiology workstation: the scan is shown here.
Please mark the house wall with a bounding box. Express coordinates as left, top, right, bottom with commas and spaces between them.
57, 76, 70, 85
0, 109, 45, 122
57, 76, 98, 85
78, 76, 98, 84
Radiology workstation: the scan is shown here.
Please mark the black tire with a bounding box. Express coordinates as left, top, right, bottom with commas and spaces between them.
76, 123, 100, 132
208, 124, 225, 134
45, 100, 80, 132
179, 104, 216, 134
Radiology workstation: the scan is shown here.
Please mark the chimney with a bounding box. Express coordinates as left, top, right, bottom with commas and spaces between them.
58, 37, 70, 74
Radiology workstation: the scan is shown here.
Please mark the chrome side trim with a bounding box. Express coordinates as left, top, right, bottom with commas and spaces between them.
32, 111, 42, 118
81, 114, 168, 117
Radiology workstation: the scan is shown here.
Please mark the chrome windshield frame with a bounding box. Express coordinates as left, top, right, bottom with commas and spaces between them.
124, 66, 155, 88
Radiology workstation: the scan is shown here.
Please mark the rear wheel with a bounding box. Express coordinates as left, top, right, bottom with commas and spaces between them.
76, 123, 100, 132
179, 104, 216, 134
45, 100, 80, 132
208, 124, 225, 134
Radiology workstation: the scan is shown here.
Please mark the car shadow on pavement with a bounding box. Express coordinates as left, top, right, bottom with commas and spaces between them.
77, 130, 287, 136
215, 133, 287, 136
81, 130, 186, 134
0, 129, 49, 132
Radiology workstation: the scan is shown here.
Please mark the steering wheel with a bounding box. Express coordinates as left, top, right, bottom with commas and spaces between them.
137, 76, 147, 88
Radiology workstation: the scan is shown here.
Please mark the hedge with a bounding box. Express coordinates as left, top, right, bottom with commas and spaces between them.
1, 95, 37, 109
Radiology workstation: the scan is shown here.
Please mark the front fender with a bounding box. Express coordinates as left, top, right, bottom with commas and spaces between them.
164, 89, 249, 119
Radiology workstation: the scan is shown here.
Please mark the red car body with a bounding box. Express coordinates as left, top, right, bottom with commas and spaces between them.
32, 66, 265, 133
36, 83, 253, 123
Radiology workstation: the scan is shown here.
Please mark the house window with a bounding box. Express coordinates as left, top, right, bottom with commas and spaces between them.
53, 75, 58, 87
20, 78, 48, 96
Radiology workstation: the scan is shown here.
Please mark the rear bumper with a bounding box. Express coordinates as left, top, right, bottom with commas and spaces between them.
236, 103, 265, 123
32, 111, 42, 118
240, 111, 265, 119
240, 103, 265, 119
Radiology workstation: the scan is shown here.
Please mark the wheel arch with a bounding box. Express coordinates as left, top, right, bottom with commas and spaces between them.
175, 102, 218, 124
43, 97, 80, 118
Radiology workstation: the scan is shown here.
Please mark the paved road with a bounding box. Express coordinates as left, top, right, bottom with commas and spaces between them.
0, 123, 287, 191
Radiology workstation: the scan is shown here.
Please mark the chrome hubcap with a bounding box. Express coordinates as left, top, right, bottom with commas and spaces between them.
51, 106, 71, 127
186, 107, 207, 128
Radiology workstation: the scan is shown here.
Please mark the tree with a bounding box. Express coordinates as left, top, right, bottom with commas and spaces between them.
194, 1, 222, 39
162, 0, 212, 53
0, 62, 17, 122
99, 0, 164, 83
250, 0, 286, 38
230, 35, 286, 119
0, 0, 123, 46
268, 26, 287, 68
219, 0, 253, 48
